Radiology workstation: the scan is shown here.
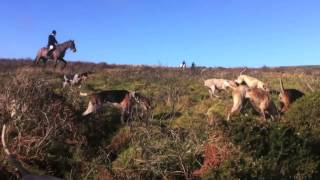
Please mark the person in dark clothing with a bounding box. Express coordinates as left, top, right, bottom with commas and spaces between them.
47, 30, 58, 58
191, 62, 196, 75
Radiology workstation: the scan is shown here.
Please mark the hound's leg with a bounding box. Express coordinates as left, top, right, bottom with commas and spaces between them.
227, 105, 241, 121
210, 86, 219, 98
82, 101, 96, 116
227, 99, 242, 121
120, 110, 126, 124
213, 87, 221, 98
261, 111, 267, 121
209, 89, 213, 99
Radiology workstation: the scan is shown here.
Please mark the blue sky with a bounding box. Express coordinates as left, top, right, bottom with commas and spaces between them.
0, 0, 320, 67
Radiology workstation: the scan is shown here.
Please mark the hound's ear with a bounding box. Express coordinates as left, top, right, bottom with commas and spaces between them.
131, 91, 136, 97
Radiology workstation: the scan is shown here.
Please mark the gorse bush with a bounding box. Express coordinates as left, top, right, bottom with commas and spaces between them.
205, 117, 320, 179
2, 60, 320, 179
112, 124, 206, 179
2, 70, 79, 177
284, 91, 320, 140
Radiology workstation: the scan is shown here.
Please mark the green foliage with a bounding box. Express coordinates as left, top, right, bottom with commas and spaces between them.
1, 60, 320, 179
284, 91, 320, 139
206, 117, 320, 179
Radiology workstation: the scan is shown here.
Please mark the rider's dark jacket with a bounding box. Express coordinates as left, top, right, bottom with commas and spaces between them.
47, 34, 58, 47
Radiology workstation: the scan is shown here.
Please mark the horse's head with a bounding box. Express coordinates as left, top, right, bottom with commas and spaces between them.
70, 40, 77, 52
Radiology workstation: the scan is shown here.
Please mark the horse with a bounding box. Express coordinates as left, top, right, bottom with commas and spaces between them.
34, 40, 76, 69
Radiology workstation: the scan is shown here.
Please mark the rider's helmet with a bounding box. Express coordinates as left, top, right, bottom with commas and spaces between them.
52, 30, 56, 35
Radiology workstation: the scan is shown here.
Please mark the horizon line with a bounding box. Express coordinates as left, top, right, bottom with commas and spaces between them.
0, 57, 319, 69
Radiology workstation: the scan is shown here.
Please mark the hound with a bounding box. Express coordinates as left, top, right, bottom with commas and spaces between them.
235, 69, 268, 91
63, 72, 90, 88
204, 79, 237, 98
201, 69, 237, 98
227, 84, 278, 121
1, 125, 63, 180
227, 84, 248, 120
245, 88, 279, 121
80, 90, 151, 123
279, 78, 304, 113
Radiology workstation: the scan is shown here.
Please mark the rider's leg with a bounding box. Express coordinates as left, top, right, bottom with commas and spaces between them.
47, 45, 55, 58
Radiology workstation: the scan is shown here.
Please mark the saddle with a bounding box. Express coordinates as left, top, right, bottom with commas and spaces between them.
46, 47, 55, 58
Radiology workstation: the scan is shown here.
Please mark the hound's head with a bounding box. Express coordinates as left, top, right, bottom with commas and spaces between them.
235, 75, 245, 84
278, 90, 287, 102
226, 80, 238, 89
79, 73, 89, 81
244, 88, 254, 99
204, 79, 216, 88
204, 79, 211, 87
63, 75, 71, 88
131, 91, 151, 111
258, 83, 270, 92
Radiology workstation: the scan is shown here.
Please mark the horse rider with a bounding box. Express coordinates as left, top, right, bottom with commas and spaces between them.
47, 30, 58, 58
180, 60, 187, 70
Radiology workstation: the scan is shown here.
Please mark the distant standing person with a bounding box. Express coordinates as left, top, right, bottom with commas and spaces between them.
191, 62, 196, 75
47, 30, 58, 58
191, 62, 195, 69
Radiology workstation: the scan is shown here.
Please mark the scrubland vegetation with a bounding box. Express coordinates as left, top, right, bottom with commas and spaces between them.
1, 59, 320, 179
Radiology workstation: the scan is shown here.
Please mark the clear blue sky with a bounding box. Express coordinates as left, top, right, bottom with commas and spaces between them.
1, 0, 320, 67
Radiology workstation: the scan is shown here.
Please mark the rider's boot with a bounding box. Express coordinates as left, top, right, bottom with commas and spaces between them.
46, 50, 52, 59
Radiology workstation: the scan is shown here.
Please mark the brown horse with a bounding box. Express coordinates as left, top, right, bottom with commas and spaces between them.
34, 40, 76, 69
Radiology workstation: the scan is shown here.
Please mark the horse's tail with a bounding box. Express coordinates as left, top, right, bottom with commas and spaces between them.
34, 48, 43, 64
34, 53, 39, 64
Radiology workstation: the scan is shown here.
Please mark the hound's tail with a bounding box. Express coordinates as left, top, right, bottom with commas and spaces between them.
239, 68, 247, 75
79, 92, 89, 96
305, 82, 315, 92
2, 125, 11, 156
64, 75, 68, 81
279, 76, 285, 93
300, 79, 315, 92
200, 68, 207, 81
294, 74, 315, 92
2, 125, 30, 176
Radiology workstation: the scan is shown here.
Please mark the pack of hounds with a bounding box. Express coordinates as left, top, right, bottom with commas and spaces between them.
202, 68, 306, 121
1, 68, 310, 179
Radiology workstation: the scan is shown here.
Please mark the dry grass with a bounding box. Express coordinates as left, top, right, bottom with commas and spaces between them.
1, 59, 320, 179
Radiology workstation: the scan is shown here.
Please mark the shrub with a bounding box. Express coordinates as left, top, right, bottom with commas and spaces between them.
204, 117, 320, 179
284, 91, 320, 140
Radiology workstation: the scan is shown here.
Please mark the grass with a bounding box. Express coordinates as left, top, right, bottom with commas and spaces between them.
1, 59, 320, 179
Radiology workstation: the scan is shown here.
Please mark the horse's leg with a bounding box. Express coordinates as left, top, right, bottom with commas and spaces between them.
54, 58, 58, 69
60, 58, 67, 69
35, 54, 43, 65
42, 58, 48, 68
34, 56, 39, 65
